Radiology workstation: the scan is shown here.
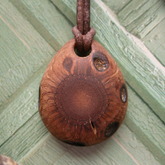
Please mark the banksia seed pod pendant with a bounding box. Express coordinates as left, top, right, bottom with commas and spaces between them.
39, 0, 127, 146
39, 40, 128, 146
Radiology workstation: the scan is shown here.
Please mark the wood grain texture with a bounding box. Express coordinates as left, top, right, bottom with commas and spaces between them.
101, 0, 131, 14
0, 0, 54, 110
52, 0, 165, 123
19, 124, 160, 165
126, 85, 165, 164
10, 0, 73, 50
40, 39, 127, 146
118, 0, 165, 38
0, 112, 47, 162
117, 0, 165, 66
0, 0, 164, 164
108, 0, 165, 66
0, 74, 43, 147
143, 18, 165, 66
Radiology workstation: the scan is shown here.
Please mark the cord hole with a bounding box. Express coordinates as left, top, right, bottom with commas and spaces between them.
74, 47, 91, 57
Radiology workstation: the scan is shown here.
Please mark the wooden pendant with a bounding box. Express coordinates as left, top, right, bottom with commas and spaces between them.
39, 39, 128, 146
0, 155, 18, 165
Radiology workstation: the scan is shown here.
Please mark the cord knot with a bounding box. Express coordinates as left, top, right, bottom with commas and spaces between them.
73, 0, 95, 56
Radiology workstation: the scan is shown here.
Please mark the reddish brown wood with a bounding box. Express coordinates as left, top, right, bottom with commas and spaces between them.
0, 155, 18, 165
39, 39, 128, 146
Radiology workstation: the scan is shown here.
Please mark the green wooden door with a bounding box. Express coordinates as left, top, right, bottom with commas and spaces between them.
0, 0, 164, 164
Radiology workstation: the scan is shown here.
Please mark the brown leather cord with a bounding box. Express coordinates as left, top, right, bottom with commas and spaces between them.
72, 0, 96, 55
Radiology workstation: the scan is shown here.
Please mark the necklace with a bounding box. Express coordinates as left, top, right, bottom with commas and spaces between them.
39, 0, 127, 146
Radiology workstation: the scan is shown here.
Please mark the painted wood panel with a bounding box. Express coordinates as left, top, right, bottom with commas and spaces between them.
118, 0, 165, 38
0, 0, 164, 165
102, 0, 165, 66
100, 0, 131, 14
7, 1, 165, 162
0, 0, 54, 110
143, 18, 165, 65
20, 124, 160, 165
10, 0, 73, 50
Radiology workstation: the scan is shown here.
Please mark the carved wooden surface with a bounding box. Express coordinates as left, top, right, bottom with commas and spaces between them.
0, 0, 164, 165
40, 39, 127, 146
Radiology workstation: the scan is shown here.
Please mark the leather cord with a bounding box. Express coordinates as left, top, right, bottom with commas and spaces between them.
72, 0, 95, 56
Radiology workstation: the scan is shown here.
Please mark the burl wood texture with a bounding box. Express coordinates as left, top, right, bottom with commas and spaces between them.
39, 39, 127, 146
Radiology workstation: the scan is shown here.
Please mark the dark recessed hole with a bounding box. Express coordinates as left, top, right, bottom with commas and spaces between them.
120, 84, 127, 103
91, 121, 95, 129
105, 122, 120, 137
74, 47, 91, 57
91, 121, 97, 134
63, 140, 86, 146
63, 57, 73, 72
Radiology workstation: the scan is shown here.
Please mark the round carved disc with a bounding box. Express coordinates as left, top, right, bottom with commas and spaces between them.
39, 39, 128, 146
56, 75, 107, 122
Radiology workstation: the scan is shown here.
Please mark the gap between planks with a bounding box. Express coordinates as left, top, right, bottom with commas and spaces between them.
0, 15, 30, 50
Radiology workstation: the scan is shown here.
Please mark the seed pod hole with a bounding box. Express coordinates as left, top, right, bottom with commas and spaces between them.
93, 51, 109, 71
91, 121, 95, 129
63, 140, 86, 146
120, 84, 127, 103
105, 122, 120, 137
63, 57, 73, 72
74, 47, 91, 57
91, 121, 97, 135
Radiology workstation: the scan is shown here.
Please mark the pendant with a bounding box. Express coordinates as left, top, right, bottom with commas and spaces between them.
39, 0, 127, 146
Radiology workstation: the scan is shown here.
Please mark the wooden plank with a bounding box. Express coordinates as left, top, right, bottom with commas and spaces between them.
114, 125, 161, 165
143, 18, 165, 66
0, 0, 54, 110
126, 85, 165, 164
101, 0, 131, 14
125, 0, 165, 38
100, 0, 165, 66
10, 0, 73, 50
19, 125, 160, 165
118, 0, 162, 27
0, 73, 43, 146
0, 19, 27, 78
51, 0, 165, 126
0, 112, 48, 162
